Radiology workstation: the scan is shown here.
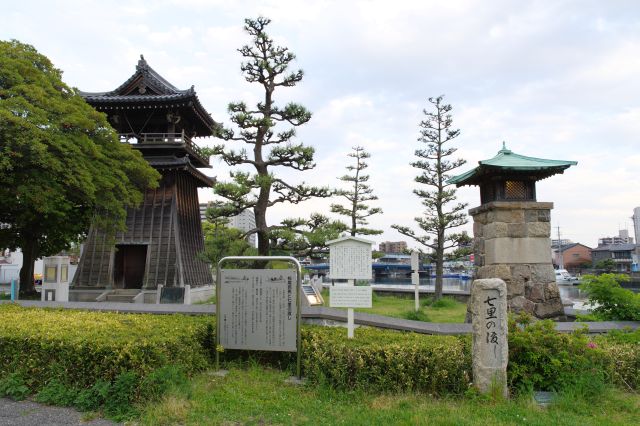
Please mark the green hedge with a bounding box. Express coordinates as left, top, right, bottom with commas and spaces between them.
301, 327, 471, 394
0, 304, 638, 407
0, 304, 214, 390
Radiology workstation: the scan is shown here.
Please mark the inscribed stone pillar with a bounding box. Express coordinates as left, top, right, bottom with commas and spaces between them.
470, 278, 508, 397
470, 201, 564, 319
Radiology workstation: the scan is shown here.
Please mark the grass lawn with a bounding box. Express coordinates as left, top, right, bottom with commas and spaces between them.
321, 289, 467, 323
137, 365, 640, 425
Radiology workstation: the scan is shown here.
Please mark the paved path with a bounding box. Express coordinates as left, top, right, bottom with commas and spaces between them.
0, 398, 117, 426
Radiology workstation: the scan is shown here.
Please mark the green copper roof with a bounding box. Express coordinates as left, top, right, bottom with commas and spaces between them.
448, 143, 577, 186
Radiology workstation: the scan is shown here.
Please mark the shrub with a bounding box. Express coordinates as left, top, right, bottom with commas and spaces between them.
35, 379, 78, 406
422, 296, 458, 308
0, 304, 214, 418
0, 304, 213, 390
104, 371, 139, 420
140, 365, 189, 401
301, 326, 471, 394
507, 314, 610, 393
401, 310, 431, 322
596, 339, 640, 390
580, 274, 640, 321
0, 372, 30, 400
74, 380, 110, 412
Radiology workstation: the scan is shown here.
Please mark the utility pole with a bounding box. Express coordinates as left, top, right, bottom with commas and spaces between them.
556, 226, 564, 269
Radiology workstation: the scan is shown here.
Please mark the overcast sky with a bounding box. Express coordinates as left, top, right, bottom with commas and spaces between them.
3, 1, 640, 249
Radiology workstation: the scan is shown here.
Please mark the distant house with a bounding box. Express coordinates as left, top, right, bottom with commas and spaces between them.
552, 243, 592, 273
591, 243, 636, 272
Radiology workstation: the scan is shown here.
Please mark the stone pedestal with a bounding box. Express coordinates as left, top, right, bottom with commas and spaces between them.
470, 201, 563, 319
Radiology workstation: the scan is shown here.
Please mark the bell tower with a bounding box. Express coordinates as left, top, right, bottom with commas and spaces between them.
73, 56, 215, 295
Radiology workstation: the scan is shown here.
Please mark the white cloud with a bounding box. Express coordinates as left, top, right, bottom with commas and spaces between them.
3, 0, 640, 247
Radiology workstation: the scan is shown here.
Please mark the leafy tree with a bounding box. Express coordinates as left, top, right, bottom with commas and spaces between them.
0, 40, 159, 296
372, 251, 385, 260
392, 96, 468, 300
210, 17, 330, 256
330, 146, 383, 236
270, 213, 347, 258
594, 258, 616, 272
201, 219, 257, 273
580, 274, 640, 320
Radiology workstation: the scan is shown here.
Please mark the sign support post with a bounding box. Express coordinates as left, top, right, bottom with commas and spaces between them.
215, 256, 302, 379
10, 279, 16, 302
411, 251, 419, 312
347, 279, 355, 338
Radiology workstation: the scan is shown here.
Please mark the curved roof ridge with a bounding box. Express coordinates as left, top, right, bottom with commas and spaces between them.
83, 55, 192, 97
448, 143, 577, 186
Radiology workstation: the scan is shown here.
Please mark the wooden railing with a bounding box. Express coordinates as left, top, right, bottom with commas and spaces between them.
119, 131, 207, 162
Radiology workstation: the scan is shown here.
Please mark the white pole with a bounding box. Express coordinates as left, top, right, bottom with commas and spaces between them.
411, 251, 420, 311
348, 278, 355, 338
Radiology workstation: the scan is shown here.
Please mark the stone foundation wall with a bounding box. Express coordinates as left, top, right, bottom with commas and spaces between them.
470, 201, 564, 319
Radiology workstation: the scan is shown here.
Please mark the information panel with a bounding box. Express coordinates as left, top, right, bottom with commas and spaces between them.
330, 285, 373, 308
219, 269, 297, 352
329, 242, 371, 280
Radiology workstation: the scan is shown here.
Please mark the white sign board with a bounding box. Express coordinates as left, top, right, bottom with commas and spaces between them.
329, 239, 372, 280
219, 269, 297, 352
330, 286, 373, 308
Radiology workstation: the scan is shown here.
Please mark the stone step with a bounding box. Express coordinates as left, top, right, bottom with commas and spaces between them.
105, 294, 136, 303
110, 289, 141, 295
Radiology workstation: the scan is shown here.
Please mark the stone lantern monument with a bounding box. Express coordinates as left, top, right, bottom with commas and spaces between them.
449, 143, 577, 318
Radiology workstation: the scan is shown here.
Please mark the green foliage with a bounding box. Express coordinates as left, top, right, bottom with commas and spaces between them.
594, 258, 616, 272
425, 296, 458, 309
209, 17, 330, 255
104, 371, 139, 420
138, 365, 640, 426
302, 326, 471, 394
201, 219, 257, 268
507, 318, 611, 395
140, 365, 189, 402
270, 213, 347, 258
330, 146, 383, 236
0, 40, 160, 294
0, 372, 30, 400
596, 340, 640, 390
602, 327, 640, 344
35, 379, 78, 406
73, 380, 110, 412
391, 96, 468, 300
0, 305, 213, 389
1, 303, 637, 421
580, 274, 640, 320
401, 309, 431, 321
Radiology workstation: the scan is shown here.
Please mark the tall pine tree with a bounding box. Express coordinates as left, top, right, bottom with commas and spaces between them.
392, 96, 468, 300
210, 17, 330, 256
330, 146, 382, 236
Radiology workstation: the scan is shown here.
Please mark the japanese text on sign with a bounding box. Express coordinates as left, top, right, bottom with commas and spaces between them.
219, 269, 297, 352
329, 243, 371, 279
330, 285, 373, 308
484, 295, 499, 348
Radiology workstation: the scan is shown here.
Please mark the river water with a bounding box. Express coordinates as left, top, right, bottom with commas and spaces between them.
370, 277, 638, 310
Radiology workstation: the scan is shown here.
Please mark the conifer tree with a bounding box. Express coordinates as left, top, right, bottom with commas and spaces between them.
270, 213, 347, 258
330, 146, 382, 236
392, 96, 468, 300
210, 17, 330, 256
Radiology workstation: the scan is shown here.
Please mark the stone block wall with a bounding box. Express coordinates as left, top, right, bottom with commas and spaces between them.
470, 201, 564, 319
